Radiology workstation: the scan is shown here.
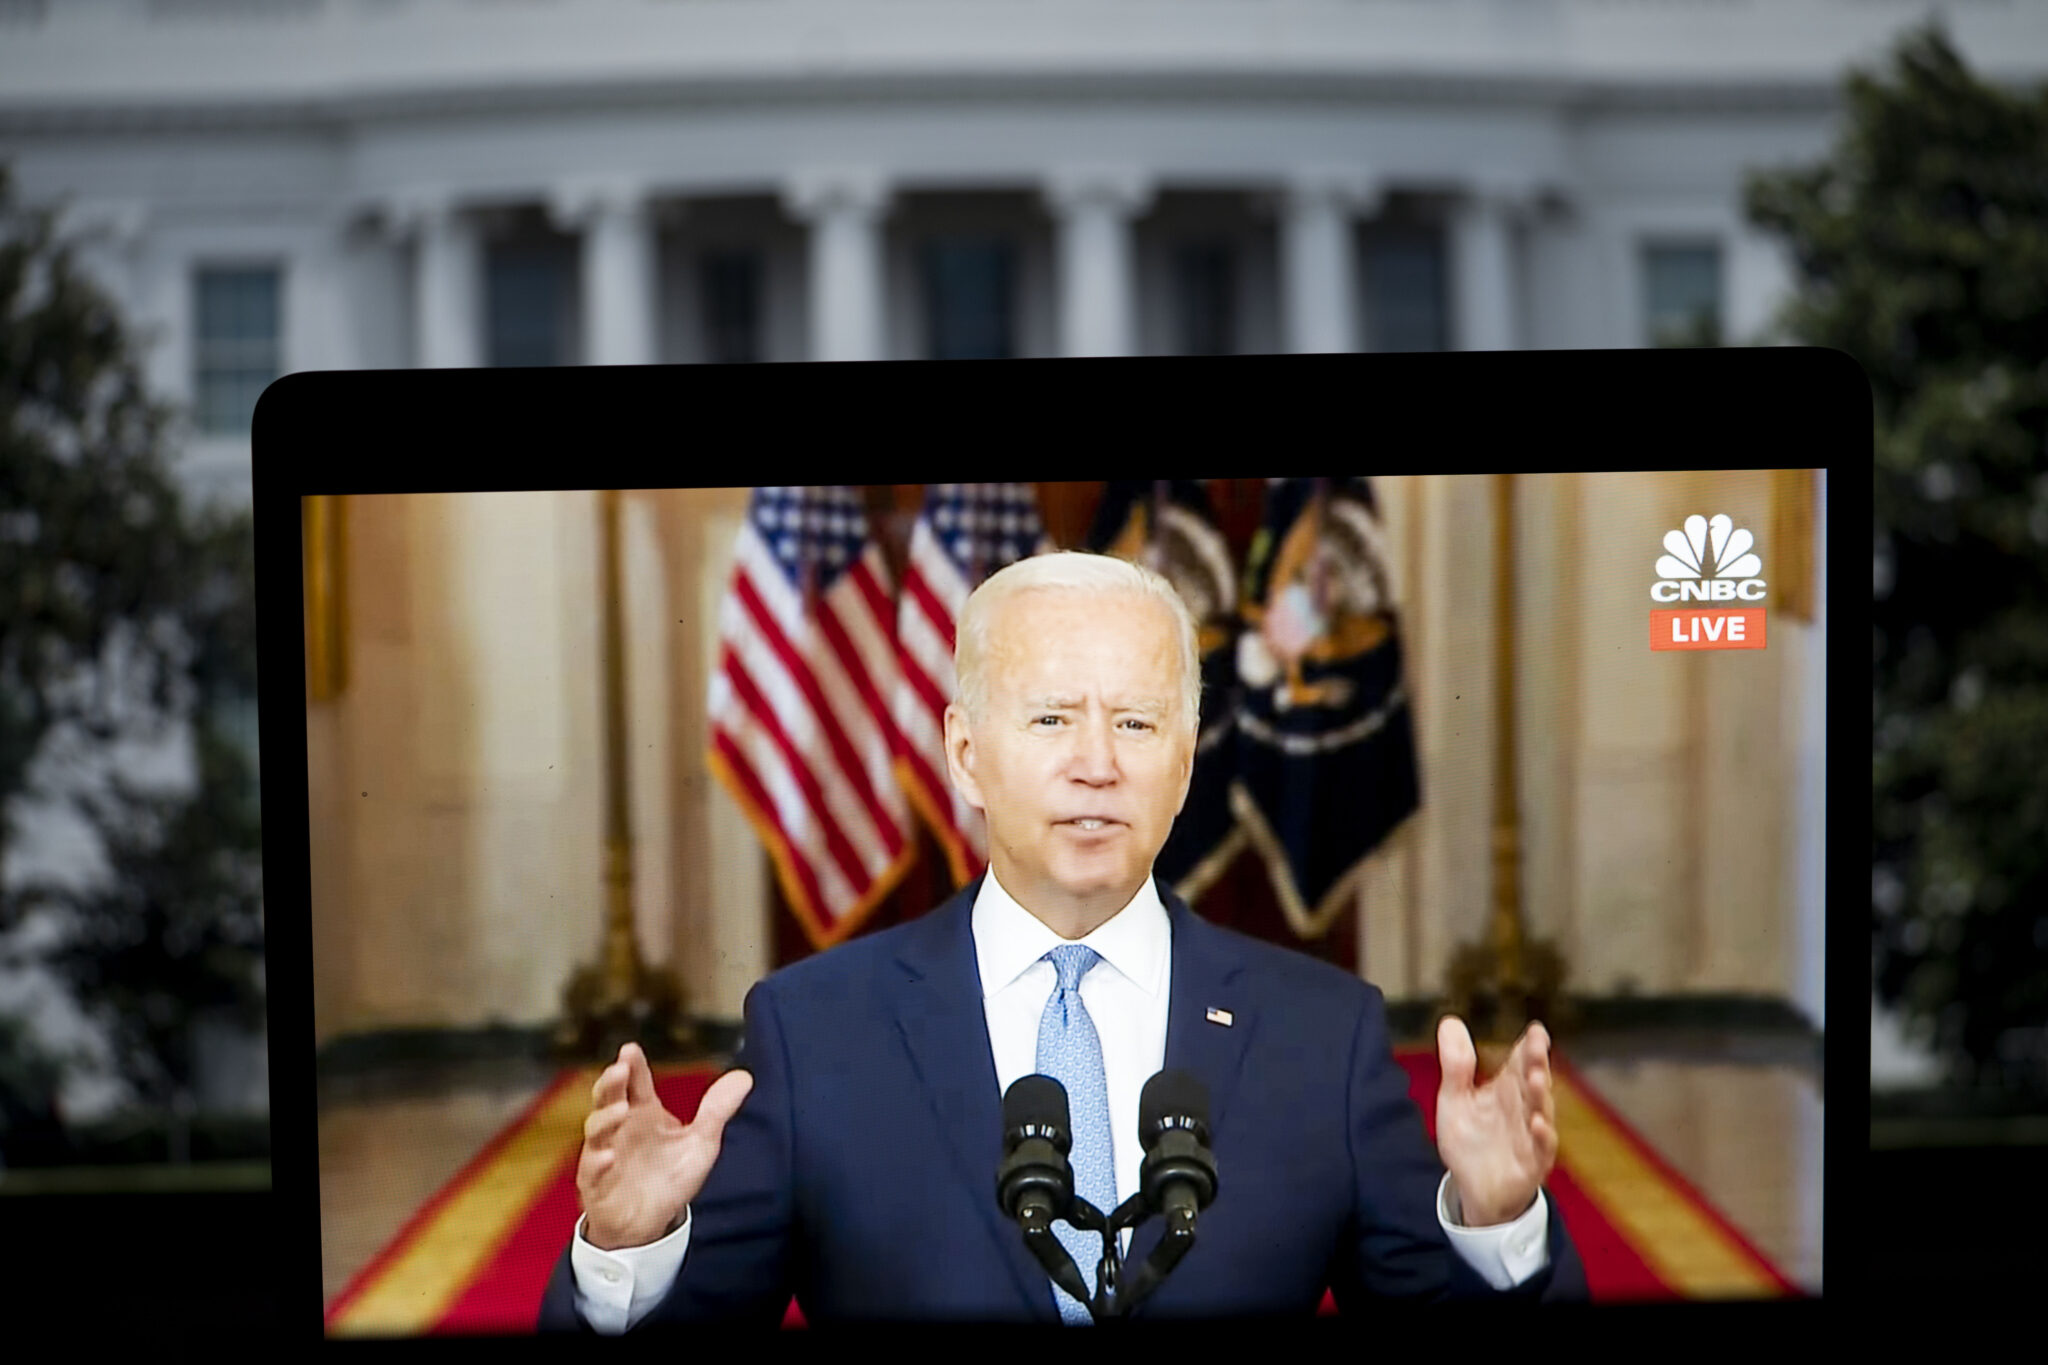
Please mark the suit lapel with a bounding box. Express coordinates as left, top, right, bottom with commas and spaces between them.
890, 879, 1063, 1323
1124, 884, 1256, 1306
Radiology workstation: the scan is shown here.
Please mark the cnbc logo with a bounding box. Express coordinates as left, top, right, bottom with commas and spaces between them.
1649, 513, 1767, 651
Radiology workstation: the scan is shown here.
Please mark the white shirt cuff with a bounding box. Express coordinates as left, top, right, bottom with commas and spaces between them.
569, 1208, 693, 1333
1436, 1174, 1550, 1290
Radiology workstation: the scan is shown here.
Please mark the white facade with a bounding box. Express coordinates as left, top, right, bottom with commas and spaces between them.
1, 1, 2036, 1100
5, 1, 2043, 507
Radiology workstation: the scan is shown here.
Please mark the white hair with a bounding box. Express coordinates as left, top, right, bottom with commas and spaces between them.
954, 551, 1201, 736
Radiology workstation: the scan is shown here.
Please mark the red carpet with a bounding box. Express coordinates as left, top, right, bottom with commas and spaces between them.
326, 1047, 1800, 1335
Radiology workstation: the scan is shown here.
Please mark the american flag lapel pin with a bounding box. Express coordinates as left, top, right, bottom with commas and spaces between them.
1206, 1007, 1233, 1027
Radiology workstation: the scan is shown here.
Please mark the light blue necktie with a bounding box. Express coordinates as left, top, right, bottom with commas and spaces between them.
1036, 944, 1114, 1325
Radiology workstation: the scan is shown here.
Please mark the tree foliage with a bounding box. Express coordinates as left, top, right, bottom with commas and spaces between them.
1747, 26, 2048, 1085
0, 162, 264, 1141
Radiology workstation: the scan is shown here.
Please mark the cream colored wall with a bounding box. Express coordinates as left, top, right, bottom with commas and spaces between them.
1349, 470, 1817, 1003
645, 488, 773, 1023
308, 487, 768, 1045
309, 475, 1820, 1046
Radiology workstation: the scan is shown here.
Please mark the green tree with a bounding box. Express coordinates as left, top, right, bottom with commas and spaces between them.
0, 163, 264, 1154
1746, 26, 2048, 1087
0, 1012, 69, 1166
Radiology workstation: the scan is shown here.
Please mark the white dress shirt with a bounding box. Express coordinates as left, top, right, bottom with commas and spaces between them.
570, 870, 1550, 1331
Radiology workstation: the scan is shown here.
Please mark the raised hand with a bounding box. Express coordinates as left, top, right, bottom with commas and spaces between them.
576, 1042, 755, 1251
1433, 1016, 1557, 1228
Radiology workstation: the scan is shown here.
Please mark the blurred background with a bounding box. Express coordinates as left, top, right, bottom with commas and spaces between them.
0, 0, 2043, 1329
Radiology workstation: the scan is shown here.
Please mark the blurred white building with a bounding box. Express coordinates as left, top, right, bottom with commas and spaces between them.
1, 0, 2036, 1105
3, 0, 2042, 512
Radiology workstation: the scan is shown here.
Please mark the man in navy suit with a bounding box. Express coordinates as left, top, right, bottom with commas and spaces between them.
540, 551, 1587, 1329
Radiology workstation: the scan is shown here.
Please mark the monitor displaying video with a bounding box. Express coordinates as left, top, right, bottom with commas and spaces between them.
266, 429, 1831, 1331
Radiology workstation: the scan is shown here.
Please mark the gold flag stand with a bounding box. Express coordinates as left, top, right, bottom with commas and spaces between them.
555, 489, 698, 1062
1444, 474, 1572, 1061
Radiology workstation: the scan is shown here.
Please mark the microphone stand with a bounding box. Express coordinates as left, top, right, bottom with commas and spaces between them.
1025, 1191, 1199, 1323
1015, 1198, 1098, 1312
1099, 1193, 1197, 1319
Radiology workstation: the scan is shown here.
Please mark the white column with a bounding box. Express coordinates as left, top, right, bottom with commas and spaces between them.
552, 180, 657, 367
392, 190, 481, 369
134, 229, 184, 408
1047, 170, 1151, 358
303, 212, 362, 375
1730, 225, 1794, 348
1450, 182, 1525, 353
1281, 174, 1377, 354
276, 208, 363, 379
783, 171, 890, 363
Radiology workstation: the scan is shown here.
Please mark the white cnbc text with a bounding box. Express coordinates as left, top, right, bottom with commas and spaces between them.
1650, 513, 1765, 603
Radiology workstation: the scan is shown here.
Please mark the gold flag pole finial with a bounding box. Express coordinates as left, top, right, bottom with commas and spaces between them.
556, 489, 698, 1063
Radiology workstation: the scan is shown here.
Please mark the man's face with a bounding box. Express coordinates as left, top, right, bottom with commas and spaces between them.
944, 587, 1195, 926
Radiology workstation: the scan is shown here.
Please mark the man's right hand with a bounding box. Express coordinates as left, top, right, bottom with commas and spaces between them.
577, 1043, 756, 1251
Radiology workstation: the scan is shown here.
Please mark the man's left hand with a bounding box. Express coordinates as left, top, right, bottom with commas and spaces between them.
1434, 1016, 1557, 1227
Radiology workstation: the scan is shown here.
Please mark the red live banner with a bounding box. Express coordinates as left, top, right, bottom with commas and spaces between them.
1650, 608, 1767, 651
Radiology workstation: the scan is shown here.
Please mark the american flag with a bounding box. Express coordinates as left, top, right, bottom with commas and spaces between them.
707, 486, 917, 949
892, 483, 1053, 887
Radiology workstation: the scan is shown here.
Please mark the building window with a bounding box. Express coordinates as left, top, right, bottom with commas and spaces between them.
701, 252, 763, 364
1643, 243, 1723, 347
922, 239, 1015, 361
1363, 230, 1447, 353
1173, 242, 1236, 356
194, 267, 282, 436
486, 241, 575, 367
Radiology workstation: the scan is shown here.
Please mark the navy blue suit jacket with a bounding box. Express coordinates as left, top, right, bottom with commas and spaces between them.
540, 877, 1588, 1327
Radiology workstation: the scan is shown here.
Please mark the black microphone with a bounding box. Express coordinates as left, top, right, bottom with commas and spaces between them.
997, 1074, 1075, 1225
1138, 1070, 1218, 1230
997, 1075, 1097, 1313
1099, 1070, 1218, 1318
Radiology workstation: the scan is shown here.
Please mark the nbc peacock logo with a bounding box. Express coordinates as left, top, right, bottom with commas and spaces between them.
1649, 513, 1767, 651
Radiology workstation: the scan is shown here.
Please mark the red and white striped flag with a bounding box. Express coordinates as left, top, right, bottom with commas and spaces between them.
892, 483, 1054, 888
707, 486, 917, 949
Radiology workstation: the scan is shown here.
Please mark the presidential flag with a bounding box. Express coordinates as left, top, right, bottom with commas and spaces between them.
1231, 478, 1421, 938
893, 483, 1054, 888
1086, 480, 1246, 903
707, 486, 918, 949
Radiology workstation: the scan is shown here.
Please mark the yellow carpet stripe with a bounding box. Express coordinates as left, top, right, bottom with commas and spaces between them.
330, 1067, 601, 1336
1552, 1071, 1781, 1297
